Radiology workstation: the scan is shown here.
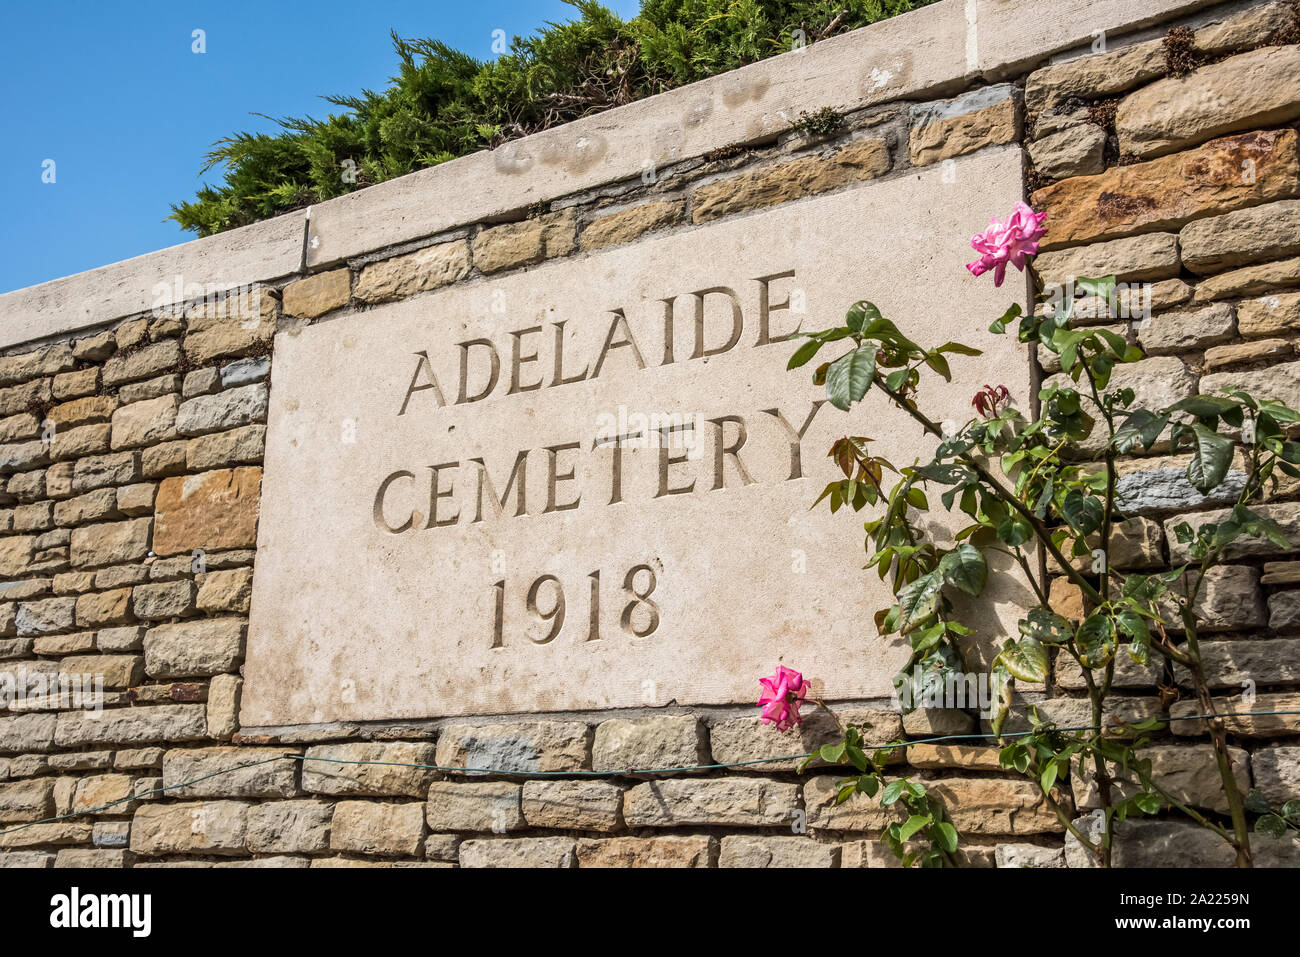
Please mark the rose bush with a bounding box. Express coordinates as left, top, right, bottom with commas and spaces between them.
767, 204, 1300, 867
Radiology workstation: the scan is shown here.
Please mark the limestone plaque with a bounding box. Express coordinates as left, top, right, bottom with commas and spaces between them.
241, 146, 1029, 727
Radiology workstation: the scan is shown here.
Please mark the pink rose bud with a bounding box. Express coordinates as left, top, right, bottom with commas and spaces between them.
966, 202, 1047, 287
758, 665, 808, 732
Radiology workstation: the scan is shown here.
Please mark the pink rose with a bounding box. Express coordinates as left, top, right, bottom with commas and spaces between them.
966, 202, 1047, 287
758, 665, 807, 732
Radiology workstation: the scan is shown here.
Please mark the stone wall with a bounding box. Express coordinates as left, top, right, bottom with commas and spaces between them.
2, 0, 1300, 868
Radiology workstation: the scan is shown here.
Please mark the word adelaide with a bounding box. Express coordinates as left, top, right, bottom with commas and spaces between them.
373, 270, 831, 533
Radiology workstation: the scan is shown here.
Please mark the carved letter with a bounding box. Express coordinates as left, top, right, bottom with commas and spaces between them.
551, 320, 589, 387
544, 442, 582, 513
457, 339, 500, 404
592, 309, 646, 379
425, 462, 461, 528
690, 287, 743, 359
373, 470, 416, 533
755, 270, 800, 346
709, 415, 755, 490
762, 401, 826, 480
509, 326, 544, 395
470, 451, 529, 522
397, 351, 447, 415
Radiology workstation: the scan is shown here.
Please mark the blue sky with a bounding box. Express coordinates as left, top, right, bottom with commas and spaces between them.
0, 0, 642, 293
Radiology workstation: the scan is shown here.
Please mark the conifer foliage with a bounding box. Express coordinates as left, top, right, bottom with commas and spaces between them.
170, 0, 933, 235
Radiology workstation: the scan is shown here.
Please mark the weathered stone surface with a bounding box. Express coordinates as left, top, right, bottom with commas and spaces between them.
0, 344, 74, 388
15, 596, 75, 636
623, 777, 798, 827
1158, 564, 1264, 633
460, 837, 576, 868
144, 618, 244, 678
220, 356, 269, 388
582, 201, 683, 251
0, 778, 54, 823
354, 242, 471, 303
185, 425, 265, 471
1182, 639, 1300, 689
110, 395, 179, 450
196, 567, 253, 614
1194, 255, 1300, 303
692, 138, 890, 223
183, 294, 276, 365
54, 849, 130, 868
1204, 338, 1292, 371
1035, 232, 1180, 286
69, 518, 150, 569
207, 673, 241, 741
59, 654, 143, 689
710, 708, 903, 772
130, 801, 249, 856
1206, 358, 1300, 413
1108, 820, 1236, 867
152, 467, 261, 556
908, 83, 1018, 167
474, 211, 576, 274
592, 715, 707, 774
133, 580, 196, 621
1117, 46, 1300, 159
718, 835, 839, 868
1055, 647, 1161, 690
282, 269, 351, 318
1033, 130, 1300, 249
902, 707, 975, 737
246, 800, 333, 853
1117, 461, 1244, 515
1137, 302, 1235, 355
1028, 123, 1106, 180
54, 705, 207, 748
0, 822, 92, 850
119, 374, 179, 405
330, 801, 425, 856
1253, 745, 1300, 805
1073, 744, 1248, 814
103, 340, 180, 387
995, 843, 1066, 868
1171, 691, 1300, 738
1052, 517, 1165, 575
68, 774, 138, 816
1024, 38, 1164, 112
907, 743, 1003, 771
175, 384, 269, 437
575, 835, 711, 868
425, 781, 523, 832
805, 774, 895, 831
925, 778, 1062, 835
301, 742, 439, 797
1179, 200, 1300, 275
162, 747, 297, 798
434, 721, 589, 773
49, 395, 115, 429
521, 780, 623, 831
1196, 1, 1297, 54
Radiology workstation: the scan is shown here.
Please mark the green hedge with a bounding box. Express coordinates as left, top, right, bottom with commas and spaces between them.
171, 0, 936, 236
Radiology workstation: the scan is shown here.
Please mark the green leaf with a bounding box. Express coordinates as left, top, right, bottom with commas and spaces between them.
1257, 813, 1289, 839
825, 345, 877, 411
899, 814, 930, 842
1062, 489, 1103, 535
845, 301, 884, 335
1186, 423, 1235, 494
932, 821, 958, 853
999, 637, 1049, 683
1020, 606, 1075, 642
881, 780, 906, 806
1076, 612, 1117, 669
938, 544, 987, 597
897, 570, 943, 632
787, 337, 824, 370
